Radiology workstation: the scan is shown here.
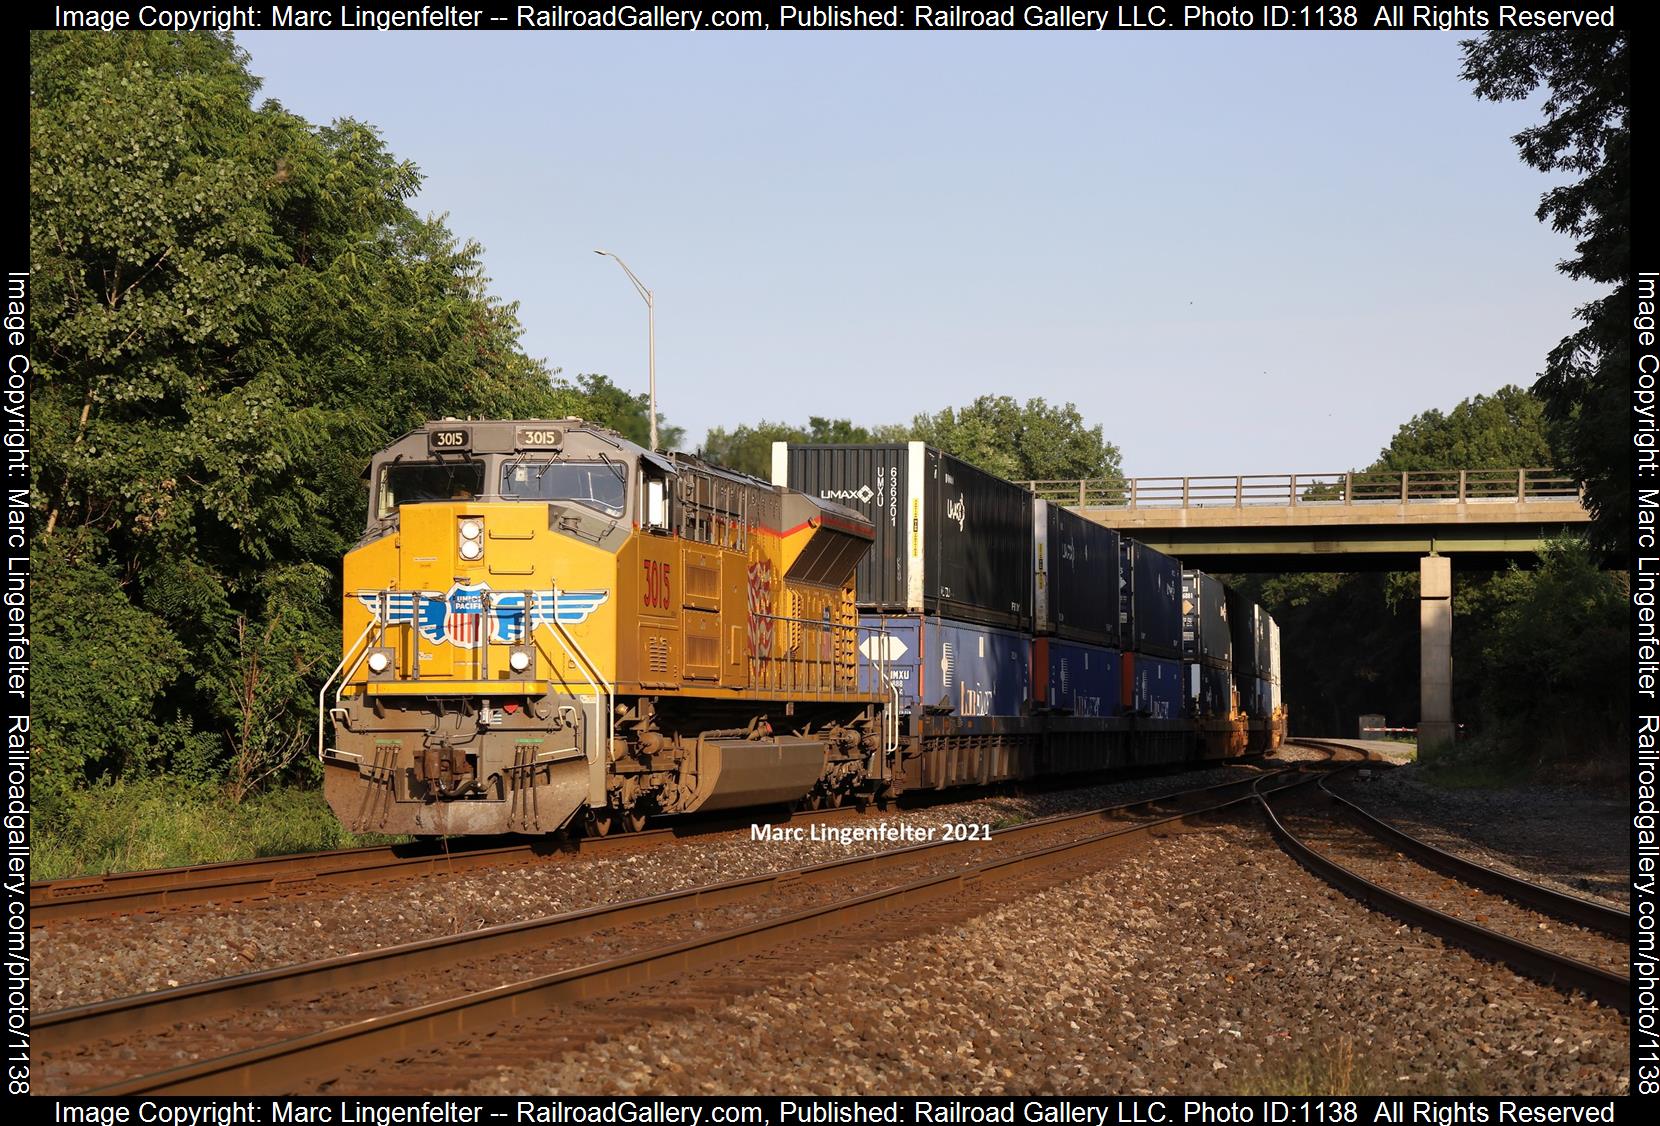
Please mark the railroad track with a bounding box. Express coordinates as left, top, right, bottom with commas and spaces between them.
27, 805, 868, 924
30, 758, 1274, 924
1280, 738, 1379, 762
41, 767, 1322, 1095
1255, 773, 1629, 1012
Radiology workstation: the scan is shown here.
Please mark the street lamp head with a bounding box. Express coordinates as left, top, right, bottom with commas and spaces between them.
593, 249, 608, 256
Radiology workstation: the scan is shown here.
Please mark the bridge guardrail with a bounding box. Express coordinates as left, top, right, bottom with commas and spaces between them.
1022, 469, 1583, 509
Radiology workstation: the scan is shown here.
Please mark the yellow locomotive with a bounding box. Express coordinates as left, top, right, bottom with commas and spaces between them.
321, 419, 891, 837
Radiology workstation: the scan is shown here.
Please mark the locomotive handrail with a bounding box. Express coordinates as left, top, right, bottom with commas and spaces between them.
317, 614, 383, 762
537, 585, 615, 808
332, 589, 450, 709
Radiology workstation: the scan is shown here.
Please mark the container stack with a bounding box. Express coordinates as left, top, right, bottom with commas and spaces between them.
1223, 586, 1286, 749
777, 441, 1033, 721
1120, 539, 1183, 720
1180, 569, 1234, 722
1032, 499, 1121, 718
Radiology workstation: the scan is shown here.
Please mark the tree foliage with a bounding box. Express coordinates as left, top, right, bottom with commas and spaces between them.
1474, 537, 1627, 767
907, 396, 1122, 483
552, 373, 684, 451
1371, 385, 1553, 473
1233, 386, 1607, 759
1461, 30, 1629, 553
30, 32, 660, 801
700, 397, 1121, 486
700, 417, 903, 478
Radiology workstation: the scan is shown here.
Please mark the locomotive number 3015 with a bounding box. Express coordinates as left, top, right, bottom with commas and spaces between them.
642, 559, 673, 610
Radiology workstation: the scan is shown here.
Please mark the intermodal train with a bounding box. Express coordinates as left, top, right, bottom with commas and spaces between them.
320, 420, 1285, 837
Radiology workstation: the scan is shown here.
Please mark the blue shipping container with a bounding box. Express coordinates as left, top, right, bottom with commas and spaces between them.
1133, 654, 1184, 720
858, 614, 1029, 718
1036, 638, 1120, 718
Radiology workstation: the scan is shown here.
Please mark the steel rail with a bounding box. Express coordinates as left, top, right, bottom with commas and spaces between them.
1317, 776, 1628, 940
1254, 775, 1629, 1014
31, 757, 1276, 923
37, 771, 1282, 1054
27, 806, 869, 924
77, 771, 1318, 1095
1282, 738, 1379, 761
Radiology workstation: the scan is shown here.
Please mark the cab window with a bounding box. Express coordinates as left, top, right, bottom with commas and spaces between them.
640, 465, 672, 533
500, 460, 627, 517
379, 462, 486, 517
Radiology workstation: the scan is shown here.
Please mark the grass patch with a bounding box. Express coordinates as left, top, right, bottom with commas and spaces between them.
1415, 757, 1518, 791
33, 779, 406, 882
989, 812, 1032, 830
1416, 731, 1627, 793
1228, 1036, 1487, 1096
1229, 1038, 1408, 1096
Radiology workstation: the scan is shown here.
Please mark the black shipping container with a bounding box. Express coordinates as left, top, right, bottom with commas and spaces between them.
1186, 661, 1234, 721
1181, 570, 1232, 668
779, 442, 1033, 630
1118, 538, 1134, 647
1034, 499, 1120, 647
1225, 586, 1260, 679
1256, 610, 1272, 679
1126, 539, 1182, 659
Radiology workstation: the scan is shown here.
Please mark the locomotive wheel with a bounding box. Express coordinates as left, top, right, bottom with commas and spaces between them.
622, 809, 649, 833
826, 790, 844, 808
584, 810, 615, 838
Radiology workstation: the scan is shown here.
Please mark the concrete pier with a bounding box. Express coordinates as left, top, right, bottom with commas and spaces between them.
1418, 554, 1454, 754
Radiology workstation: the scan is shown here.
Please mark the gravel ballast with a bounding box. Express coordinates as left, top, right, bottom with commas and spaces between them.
459, 820, 1628, 1097
33, 765, 1256, 1010
1330, 767, 1628, 908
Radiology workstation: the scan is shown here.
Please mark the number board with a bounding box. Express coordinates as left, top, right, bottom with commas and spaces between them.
515, 427, 566, 448
428, 429, 470, 452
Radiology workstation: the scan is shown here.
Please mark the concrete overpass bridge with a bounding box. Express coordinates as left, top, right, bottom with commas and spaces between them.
1022, 468, 1590, 752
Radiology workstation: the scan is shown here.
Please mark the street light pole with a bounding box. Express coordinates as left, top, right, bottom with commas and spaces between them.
594, 250, 657, 451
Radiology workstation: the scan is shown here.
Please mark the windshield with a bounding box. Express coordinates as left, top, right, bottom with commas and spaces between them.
501, 460, 627, 517
378, 462, 486, 517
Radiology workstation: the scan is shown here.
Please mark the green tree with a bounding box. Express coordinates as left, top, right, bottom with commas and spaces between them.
1234, 386, 1564, 742
555, 372, 684, 451
30, 31, 573, 799
906, 395, 1122, 483
1475, 537, 1627, 769
1462, 30, 1629, 553
700, 417, 892, 478
1371, 385, 1554, 472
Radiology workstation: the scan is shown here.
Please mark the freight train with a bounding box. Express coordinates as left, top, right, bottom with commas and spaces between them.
320, 420, 1284, 837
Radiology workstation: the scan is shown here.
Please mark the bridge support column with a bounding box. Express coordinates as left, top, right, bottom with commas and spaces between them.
1419, 554, 1454, 755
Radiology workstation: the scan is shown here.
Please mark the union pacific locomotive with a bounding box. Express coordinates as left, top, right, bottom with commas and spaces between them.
320, 420, 1284, 837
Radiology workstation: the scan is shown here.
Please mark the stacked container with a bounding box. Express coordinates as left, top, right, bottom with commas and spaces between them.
1118, 538, 1182, 718
777, 442, 1032, 630
1032, 499, 1121, 717
779, 442, 1034, 723
866, 615, 1030, 718
1266, 613, 1283, 717
1181, 569, 1234, 721
1033, 499, 1119, 646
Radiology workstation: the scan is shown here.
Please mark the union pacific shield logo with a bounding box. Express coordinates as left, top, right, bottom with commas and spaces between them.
355, 584, 610, 649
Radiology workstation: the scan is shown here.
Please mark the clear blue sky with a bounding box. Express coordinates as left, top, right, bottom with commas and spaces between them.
235, 30, 1591, 476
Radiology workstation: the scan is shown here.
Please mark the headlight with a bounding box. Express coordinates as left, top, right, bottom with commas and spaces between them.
509, 649, 531, 673
367, 651, 391, 674
459, 539, 483, 560
460, 519, 483, 540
